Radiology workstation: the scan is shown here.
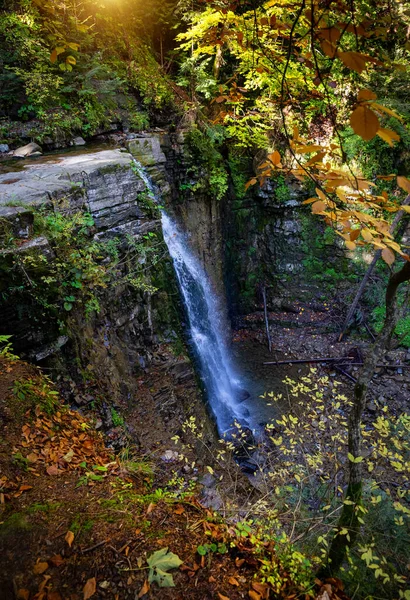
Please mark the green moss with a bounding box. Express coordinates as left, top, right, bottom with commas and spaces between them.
0, 513, 32, 533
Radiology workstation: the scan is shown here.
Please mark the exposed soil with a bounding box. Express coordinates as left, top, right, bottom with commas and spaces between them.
232, 299, 410, 423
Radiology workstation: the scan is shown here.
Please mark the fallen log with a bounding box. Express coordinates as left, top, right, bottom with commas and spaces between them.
263, 357, 354, 366
263, 358, 410, 368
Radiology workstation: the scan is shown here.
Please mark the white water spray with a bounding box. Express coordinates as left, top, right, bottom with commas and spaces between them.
133, 160, 249, 433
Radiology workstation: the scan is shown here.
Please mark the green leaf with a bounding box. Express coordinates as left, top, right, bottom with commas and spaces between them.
147, 548, 182, 588
197, 545, 207, 556
64, 302, 73, 311
347, 453, 363, 463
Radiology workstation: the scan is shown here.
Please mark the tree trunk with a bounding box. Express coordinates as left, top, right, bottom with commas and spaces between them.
322, 260, 410, 576
338, 194, 410, 341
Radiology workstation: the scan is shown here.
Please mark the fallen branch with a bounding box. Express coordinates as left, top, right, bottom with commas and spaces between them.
262, 286, 272, 353
263, 357, 354, 366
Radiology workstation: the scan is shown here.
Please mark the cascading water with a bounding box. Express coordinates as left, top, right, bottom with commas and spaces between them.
133, 160, 249, 434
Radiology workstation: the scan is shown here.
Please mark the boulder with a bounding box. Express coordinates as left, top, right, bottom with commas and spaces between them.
13, 142, 42, 158
72, 136, 86, 146
0, 144, 9, 153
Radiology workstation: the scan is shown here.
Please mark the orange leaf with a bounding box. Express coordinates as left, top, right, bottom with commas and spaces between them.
229, 577, 239, 586
244, 178, 257, 191
397, 176, 410, 193
358, 88, 377, 101
249, 591, 261, 600
138, 580, 150, 598
65, 530, 75, 548
218, 594, 230, 600
46, 465, 59, 476
317, 26, 341, 44
312, 201, 327, 214
235, 557, 245, 567
83, 577, 96, 600
350, 105, 379, 141
174, 505, 185, 515
50, 49, 58, 64
252, 582, 269, 595
50, 554, 65, 567
302, 197, 320, 205
338, 50, 367, 73
381, 247, 395, 265
268, 150, 281, 166
33, 561, 49, 575
48, 593, 62, 600
146, 502, 155, 515
320, 39, 336, 58
17, 590, 30, 600
19, 484, 33, 492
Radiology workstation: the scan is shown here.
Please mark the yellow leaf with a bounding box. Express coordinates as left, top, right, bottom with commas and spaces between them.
316, 188, 327, 201
66, 55, 76, 65
249, 591, 261, 600
358, 88, 377, 101
312, 200, 327, 214
83, 577, 96, 600
376, 128, 400, 147
381, 247, 395, 265
362, 228, 373, 242
397, 176, 410, 193
65, 530, 75, 548
350, 105, 380, 141
338, 50, 367, 73
370, 102, 403, 122
296, 144, 322, 154
345, 241, 356, 251
400, 205, 410, 213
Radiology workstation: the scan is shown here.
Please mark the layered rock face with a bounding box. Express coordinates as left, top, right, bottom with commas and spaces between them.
0, 141, 216, 449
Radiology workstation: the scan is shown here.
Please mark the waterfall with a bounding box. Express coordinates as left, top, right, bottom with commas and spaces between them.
133, 160, 249, 434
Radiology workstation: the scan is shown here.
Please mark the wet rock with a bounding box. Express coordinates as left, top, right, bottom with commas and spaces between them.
72, 136, 86, 146
200, 487, 223, 511
367, 400, 377, 412
95, 419, 103, 430
161, 450, 180, 463
0, 206, 34, 240
30, 335, 69, 362
200, 473, 217, 488
127, 135, 167, 167
13, 142, 42, 158
236, 388, 250, 402
0, 144, 9, 153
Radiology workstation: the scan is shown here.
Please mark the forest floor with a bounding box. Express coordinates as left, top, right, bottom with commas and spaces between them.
0, 355, 349, 600
232, 298, 410, 422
